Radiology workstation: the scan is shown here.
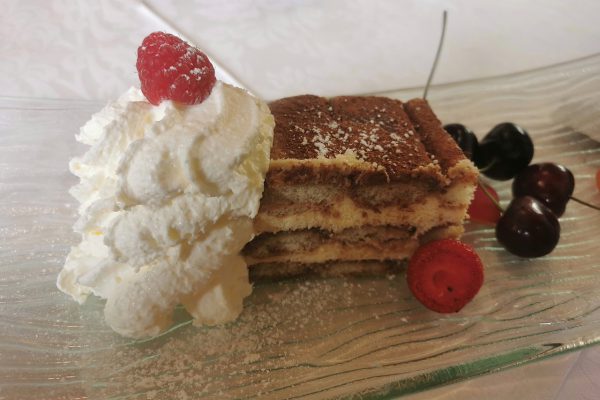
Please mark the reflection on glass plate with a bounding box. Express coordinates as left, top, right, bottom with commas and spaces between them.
1, 54, 600, 399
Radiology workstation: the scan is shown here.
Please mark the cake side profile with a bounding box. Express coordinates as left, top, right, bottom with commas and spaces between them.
243, 95, 478, 279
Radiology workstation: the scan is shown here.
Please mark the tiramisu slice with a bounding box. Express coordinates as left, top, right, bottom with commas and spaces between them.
243, 95, 478, 280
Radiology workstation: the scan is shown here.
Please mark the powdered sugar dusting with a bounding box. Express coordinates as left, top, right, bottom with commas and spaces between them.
86, 276, 410, 398
285, 97, 429, 174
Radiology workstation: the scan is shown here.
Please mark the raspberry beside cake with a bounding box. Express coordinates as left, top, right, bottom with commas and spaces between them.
243, 95, 478, 279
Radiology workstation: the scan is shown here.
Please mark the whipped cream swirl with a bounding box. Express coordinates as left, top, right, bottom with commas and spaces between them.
58, 82, 274, 338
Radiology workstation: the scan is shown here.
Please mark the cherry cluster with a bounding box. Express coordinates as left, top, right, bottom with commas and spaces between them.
444, 122, 590, 258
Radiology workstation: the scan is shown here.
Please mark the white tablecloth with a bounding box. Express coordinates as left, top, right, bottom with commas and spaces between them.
2, 0, 600, 398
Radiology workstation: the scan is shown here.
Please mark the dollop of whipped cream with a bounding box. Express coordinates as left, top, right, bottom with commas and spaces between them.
58, 82, 274, 338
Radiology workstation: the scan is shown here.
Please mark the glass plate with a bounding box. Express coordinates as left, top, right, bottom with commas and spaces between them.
1, 54, 600, 400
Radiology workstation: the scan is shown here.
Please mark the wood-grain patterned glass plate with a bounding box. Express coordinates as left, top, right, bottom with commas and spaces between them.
1, 54, 600, 399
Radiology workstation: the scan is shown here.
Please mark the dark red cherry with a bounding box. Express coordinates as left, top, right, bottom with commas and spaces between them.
443, 123, 479, 161
478, 123, 534, 181
495, 196, 560, 258
473, 140, 496, 170
512, 163, 575, 217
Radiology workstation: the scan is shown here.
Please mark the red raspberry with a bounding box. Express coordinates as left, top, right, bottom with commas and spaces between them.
136, 32, 216, 105
467, 182, 501, 225
407, 239, 484, 313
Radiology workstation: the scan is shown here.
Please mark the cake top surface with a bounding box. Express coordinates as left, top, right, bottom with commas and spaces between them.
268, 95, 469, 184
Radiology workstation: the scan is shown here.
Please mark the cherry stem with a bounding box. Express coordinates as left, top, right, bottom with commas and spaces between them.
478, 180, 504, 213
423, 10, 447, 100
570, 196, 600, 212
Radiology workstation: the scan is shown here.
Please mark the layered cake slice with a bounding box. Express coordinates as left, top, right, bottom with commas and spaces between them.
243, 95, 478, 280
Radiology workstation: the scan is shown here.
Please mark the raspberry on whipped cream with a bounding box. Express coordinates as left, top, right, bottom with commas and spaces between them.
136, 32, 216, 106
58, 82, 274, 338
